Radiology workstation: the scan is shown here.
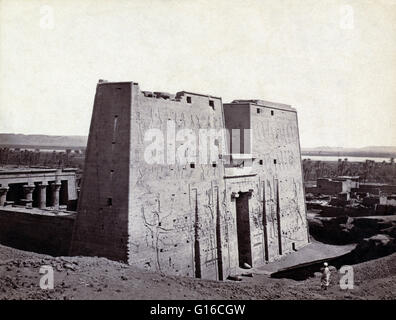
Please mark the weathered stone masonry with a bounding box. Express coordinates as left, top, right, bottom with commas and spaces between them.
70, 81, 309, 280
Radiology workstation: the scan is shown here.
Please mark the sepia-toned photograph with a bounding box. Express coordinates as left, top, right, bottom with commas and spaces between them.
0, 0, 395, 308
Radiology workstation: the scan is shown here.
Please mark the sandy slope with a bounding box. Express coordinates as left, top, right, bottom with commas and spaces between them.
0, 244, 395, 300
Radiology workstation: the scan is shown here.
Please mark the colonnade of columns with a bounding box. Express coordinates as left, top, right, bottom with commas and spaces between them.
0, 182, 62, 209
0, 187, 8, 206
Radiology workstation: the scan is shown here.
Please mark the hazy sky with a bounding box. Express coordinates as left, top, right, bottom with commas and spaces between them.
1, 0, 395, 148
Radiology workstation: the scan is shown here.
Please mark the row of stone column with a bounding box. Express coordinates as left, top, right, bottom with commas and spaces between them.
0, 182, 62, 209
0, 187, 8, 206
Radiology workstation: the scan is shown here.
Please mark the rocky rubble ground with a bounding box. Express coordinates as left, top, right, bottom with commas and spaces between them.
1, 243, 396, 300
309, 214, 396, 259
309, 215, 396, 244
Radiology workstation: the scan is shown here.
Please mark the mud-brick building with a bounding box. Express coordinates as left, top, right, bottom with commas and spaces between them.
70, 81, 308, 280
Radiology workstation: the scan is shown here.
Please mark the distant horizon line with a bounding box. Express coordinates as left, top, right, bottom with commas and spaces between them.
0, 132, 395, 150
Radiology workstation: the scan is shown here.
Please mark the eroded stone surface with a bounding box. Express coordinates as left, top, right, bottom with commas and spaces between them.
70, 81, 308, 280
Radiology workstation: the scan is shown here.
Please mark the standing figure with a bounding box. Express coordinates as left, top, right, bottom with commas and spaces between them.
321, 262, 331, 290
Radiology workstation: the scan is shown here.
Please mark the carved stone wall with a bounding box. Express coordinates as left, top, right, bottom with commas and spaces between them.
70, 82, 308, 280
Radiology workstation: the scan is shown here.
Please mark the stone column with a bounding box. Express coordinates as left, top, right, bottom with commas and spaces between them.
50, 182, 62, 208
38, 183, 48, 209
23, 184, 35, 208
0, 187, 9, 206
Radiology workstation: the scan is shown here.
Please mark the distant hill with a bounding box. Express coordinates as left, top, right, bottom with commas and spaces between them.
302, 146, 396, 153
0, 133, 395, 158
0, 134, 87, 149
301, 146, 396, 158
